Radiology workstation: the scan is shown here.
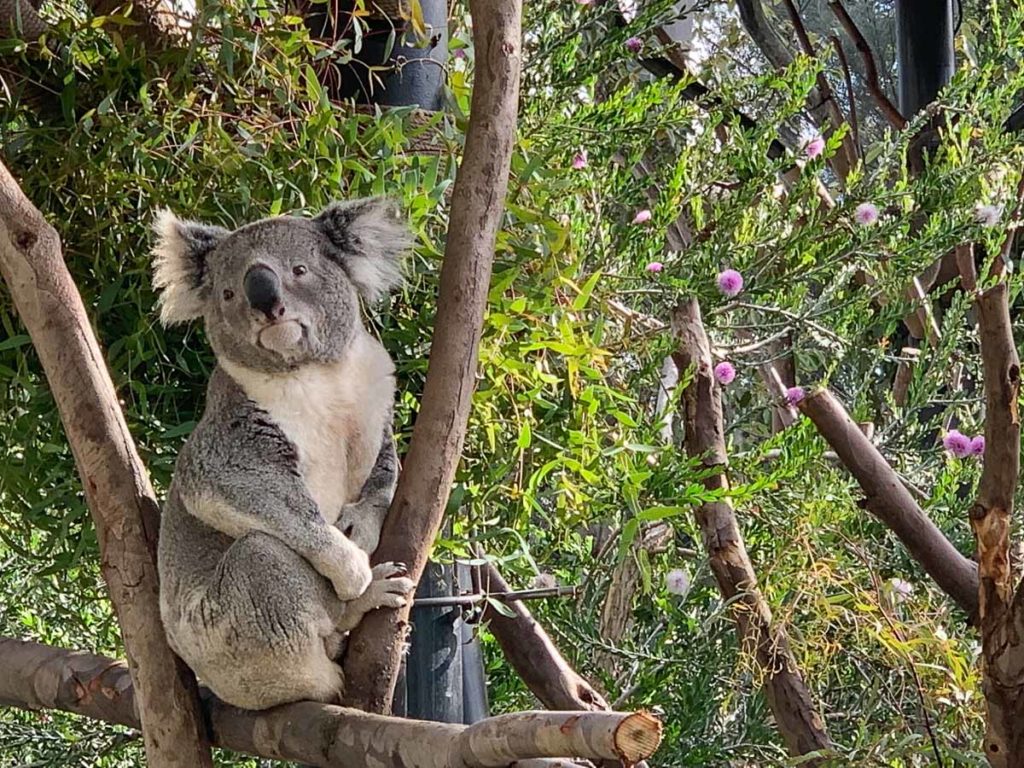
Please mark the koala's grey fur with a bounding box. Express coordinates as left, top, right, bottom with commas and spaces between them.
152, 198, 414, 710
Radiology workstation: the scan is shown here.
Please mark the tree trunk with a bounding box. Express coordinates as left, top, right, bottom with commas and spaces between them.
671, 298, 833, 761
968, 283, 1024, 766
340, 0, 522, 713
0, 637, 662, 768
0, 160, 213, 767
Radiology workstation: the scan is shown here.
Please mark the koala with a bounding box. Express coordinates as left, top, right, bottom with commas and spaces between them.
152, 198, 415, 710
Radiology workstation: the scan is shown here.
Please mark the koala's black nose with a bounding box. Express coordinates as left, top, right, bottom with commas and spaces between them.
243, 264, 282, 318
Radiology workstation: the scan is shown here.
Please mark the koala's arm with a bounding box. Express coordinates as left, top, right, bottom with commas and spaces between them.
336, 420, 398, 555
178, 435, 372, 600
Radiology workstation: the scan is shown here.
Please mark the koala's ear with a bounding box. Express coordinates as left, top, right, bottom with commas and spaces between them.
151, 210, 229, 326
315, 197, 413, 303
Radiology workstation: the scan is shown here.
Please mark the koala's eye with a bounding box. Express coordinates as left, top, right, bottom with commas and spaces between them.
223, 289, 235, 301
293, 265, 308, 277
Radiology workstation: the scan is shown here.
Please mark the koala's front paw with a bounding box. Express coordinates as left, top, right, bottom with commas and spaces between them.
318, 528, 373, 600
336, 502, 384, 555
358, 564, 416, 611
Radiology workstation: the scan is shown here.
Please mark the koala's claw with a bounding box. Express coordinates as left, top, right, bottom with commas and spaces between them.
353, 575, 416, 612
372, 561, 408, 579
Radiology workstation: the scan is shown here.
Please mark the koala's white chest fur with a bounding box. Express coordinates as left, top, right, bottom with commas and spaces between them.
221, 332, 395, 523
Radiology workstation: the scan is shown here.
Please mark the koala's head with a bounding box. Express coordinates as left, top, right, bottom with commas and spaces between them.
151, 198, 411, 372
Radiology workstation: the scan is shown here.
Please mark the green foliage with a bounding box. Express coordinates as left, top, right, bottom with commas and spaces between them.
4, 0, 1024, 765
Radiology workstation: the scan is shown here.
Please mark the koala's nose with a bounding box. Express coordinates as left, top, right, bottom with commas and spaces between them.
243, 264, 283, 318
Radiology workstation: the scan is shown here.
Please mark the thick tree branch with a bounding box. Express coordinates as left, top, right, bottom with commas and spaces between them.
0, 638, 663, 768
672, 298, 833, 762
967, 282, 1023, 763
479, 561, 610, 712
828, 0, 907, 130
0, 159, 212, 766
798, 389, 979, 615
341, 0, 522, 713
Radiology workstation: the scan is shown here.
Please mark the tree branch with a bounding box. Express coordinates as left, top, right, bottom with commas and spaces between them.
0, 0, 47, 40
0, 159, 212, 766
479, 561, 610, 712
966, 281, 1023, 760
650, 28, 787, 161
672, 298, 833, 762
0, 638, 663, 768
828, 0, 907, 130
734, 0, 856, 180
341, 0, 522, 713
797, 388, 979, 615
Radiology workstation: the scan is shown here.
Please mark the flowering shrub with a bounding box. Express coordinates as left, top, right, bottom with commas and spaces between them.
1, 0, 1024, 764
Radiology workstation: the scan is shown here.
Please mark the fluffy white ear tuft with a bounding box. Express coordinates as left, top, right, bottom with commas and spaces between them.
152, 209, 228, 326
315, 197, 413, 303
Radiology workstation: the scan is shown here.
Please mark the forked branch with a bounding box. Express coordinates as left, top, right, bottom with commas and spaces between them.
341, 0, 522, 712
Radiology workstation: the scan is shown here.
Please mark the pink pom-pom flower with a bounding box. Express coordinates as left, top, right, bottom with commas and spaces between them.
970, 435, 986, 456
714, 361, 736, 385
632, 209, 652, 224
974, 204, 1003, 228
716, 269, 743, 297
785, 386, 806, 406
645, 261, 663, 273
854, 202, 879, 226
942, 429, 972, 458
571, 150, 588, 170
666, 568, 690, 596
625, 36, 643, 53
802, 134, 826, 159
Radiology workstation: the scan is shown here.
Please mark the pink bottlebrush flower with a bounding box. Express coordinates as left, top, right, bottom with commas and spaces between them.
666, 568, 690, 596
632, 209, 652, 224
625, 36, 643, 53
453, 48, 467, 60
975, 204, 1003, 228
942, 429, 972, 458
714, 361, 736, 385
571, 150, 588, 170
645, 261, 663, 273
971, 435, 986, 456
854, 202, 880, 226
716, 268, 744, 297
785, 386, 806, 406
802, 134, 826, 159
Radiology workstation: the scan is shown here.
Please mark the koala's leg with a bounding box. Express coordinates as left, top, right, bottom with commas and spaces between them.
336, 421, 398, 554
184, 532, 348, 710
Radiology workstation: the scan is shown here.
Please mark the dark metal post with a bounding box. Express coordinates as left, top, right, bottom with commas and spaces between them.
305, 0, 448, 109
895, 0, 955, 116
405, 562, 464, 722
458, 561, 489, 724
